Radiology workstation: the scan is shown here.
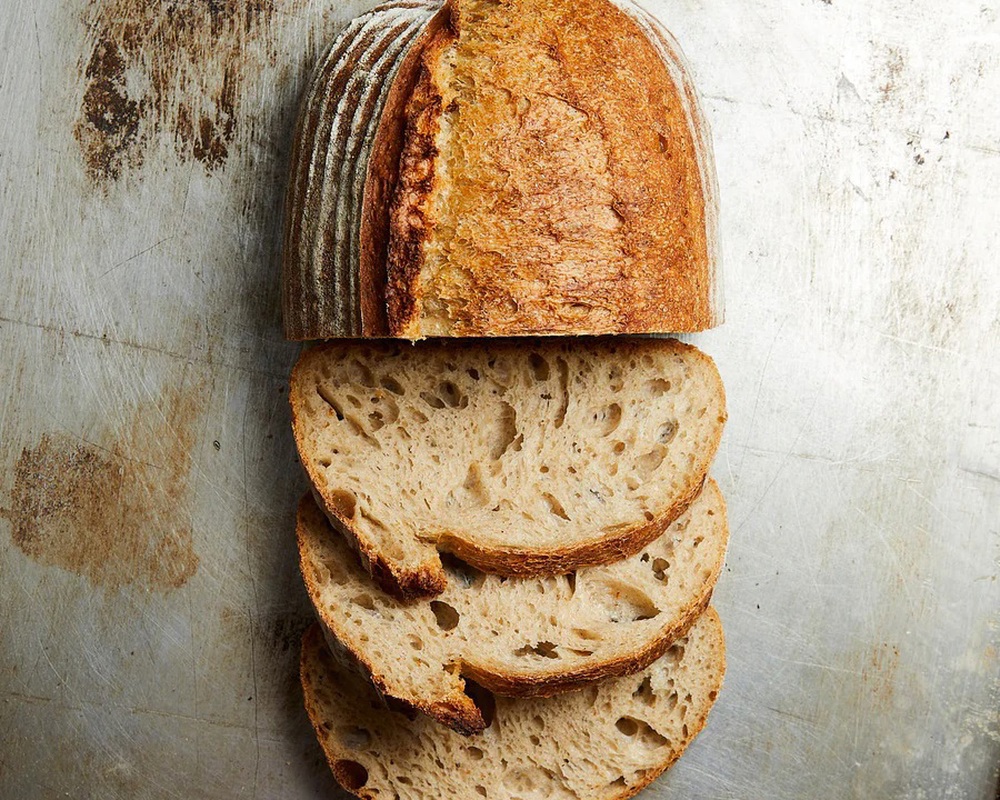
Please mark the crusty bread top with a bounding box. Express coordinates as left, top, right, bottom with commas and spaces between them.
300, 608, 725, 800
289, 338, 726, 600
298, 480, 727, 734
387, 0, 720, 338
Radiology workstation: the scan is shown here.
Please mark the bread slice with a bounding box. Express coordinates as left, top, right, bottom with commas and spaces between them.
301, 607, 725, 800
298, 479, 727, 734
290, 338, 726, 599
282, 0, 720, 340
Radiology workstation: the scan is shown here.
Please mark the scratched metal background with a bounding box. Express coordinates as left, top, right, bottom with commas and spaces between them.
1, 1, 998, 798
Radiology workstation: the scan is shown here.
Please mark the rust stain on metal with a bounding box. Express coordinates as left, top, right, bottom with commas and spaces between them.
862, 642, 901, 711
73, 0, 304, 186
1, 384, 204, 591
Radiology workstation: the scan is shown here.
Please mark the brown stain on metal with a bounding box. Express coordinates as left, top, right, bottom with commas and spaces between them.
862, 642, 901, 711
73, 0, 305, 185
2, 383, 204, 592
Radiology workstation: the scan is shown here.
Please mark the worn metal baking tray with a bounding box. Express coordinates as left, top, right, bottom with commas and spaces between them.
1, 1, 997, 797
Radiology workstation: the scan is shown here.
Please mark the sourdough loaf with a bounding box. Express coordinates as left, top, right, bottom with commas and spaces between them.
282, 0, 720, 340
301, 608, 725, 800
290, 338, 726, 600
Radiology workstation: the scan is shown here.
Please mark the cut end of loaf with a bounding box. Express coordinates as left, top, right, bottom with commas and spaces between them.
386, 0, 721, 339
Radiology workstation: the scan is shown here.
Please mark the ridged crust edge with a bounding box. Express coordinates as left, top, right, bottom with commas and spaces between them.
300, 608, 726, 800
282, 1, 441, 340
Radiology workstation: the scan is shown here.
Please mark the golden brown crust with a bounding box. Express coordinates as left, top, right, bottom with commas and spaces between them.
296, 478, 727, 733
386, 0, 717, 338
361, 7, 451, 336
461, 588, 714, 700
385, 22, 456, 336
437, 472, 710, 579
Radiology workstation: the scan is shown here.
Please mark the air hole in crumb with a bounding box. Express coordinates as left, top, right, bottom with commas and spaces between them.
569, 648, 594, 657
318, 457, 331, 468
475, 786, 487, 797
633, 676, 656, 706
464, 679, 496, 728
438, 381, 467, 408
348, 360, 376, 387
430, 601, 460, 630
334, 760, 368, 791
420, 391, 446, 410
528, 353, 550, 381
407, 634, 423, 651
463, 462, 488, 503
643, 511, 655, 522
530, 734, 541, 746
636, 446, 667, 479
317, 386, 345, 420
664, 643, 686, 664
657, 421, 678, 444
584, 686, 600, 706
573, 628, 603, 641
337, 726, 371, 750
616, 717, 669, 747
553, 357, 569, 428
440, 552, 486, 588
597, 580, 659, 622
541, 493, 570, 521
616, 717, 639, 736
539, 464, 549, 474
595, 403, 622, 436
467, 746, 485, 760
380, 376, 405, 395
514, 641, 559, 659
467, 367, 480, 380
646, 378, 671, 396
652, 558, 670, 582
351, 593, 376, 611
613, 441, 625, 454
610, 777, 628, 789
491, 402, 519, 460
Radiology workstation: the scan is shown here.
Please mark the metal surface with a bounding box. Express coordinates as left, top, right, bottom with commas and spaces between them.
1, 1, 998, 798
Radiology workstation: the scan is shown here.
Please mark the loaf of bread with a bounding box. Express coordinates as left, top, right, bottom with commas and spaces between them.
298, 480, 727, 734
283, 0, 721, 340
290, 338, 726, 599
301, 608, 725, 800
